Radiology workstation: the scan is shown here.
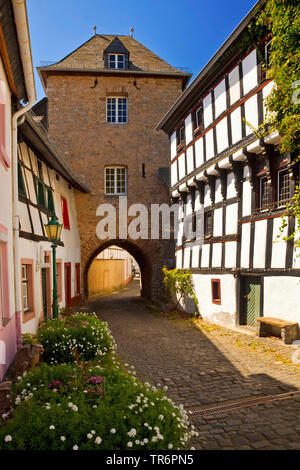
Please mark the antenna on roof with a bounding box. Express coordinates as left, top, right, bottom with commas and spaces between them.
93, 26, 97, 36
130, 27, 134, 38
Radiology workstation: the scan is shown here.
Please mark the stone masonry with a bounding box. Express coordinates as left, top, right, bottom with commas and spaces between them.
39, 35, 190, 300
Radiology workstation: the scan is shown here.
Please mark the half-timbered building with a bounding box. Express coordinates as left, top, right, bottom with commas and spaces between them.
157, 0, 300, 329
17, 109, 89, 334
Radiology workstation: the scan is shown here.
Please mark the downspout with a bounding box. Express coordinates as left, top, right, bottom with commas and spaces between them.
12, 0, 36, 348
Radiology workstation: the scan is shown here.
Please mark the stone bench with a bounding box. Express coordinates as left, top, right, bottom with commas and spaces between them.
256, 317, 299, 344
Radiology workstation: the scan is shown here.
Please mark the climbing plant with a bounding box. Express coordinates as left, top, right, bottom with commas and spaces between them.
277, 182, 300, 253
162, 267, 199, 315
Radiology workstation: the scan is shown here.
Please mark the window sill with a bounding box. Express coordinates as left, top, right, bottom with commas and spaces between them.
23, 310, 35, 324
106, 122, 128, 125
104, 193, 127, 197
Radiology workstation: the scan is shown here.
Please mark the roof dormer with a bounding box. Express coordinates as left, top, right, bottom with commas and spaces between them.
103, 37, 130, 70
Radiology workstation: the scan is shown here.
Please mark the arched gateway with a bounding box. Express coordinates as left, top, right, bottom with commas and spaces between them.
37, 34, 191, 302
82, 234, 173, 300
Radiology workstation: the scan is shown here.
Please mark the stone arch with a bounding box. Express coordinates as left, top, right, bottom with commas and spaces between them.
83, 238, 153, 299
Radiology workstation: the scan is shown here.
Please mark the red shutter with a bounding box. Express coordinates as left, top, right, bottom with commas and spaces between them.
61, 196, 70, 229
75, 263, 80, 295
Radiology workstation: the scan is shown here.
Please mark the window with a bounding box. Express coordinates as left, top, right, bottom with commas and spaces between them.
18, 161, 27, 198
265, 40, 272, 69
61, 196, 71, 230
194, 104, 204, 131
211, 279, 221, 305
108, 54, 125, 69
204, 211, 213, 238
21, 259, 34, 322
259, 176, 272, 210
22, 265, 29, 312
177, 125, 185, 148
106, 97, 128, 124
277, 168, 291, 207
105, 167, 127, 195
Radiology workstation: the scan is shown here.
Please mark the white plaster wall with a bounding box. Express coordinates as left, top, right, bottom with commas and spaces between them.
226, 204, 238, 234
262, 81, 274, 120
191, 245, 200, 268
204, 185, 211, 207
216, 117, 228, 154
293, 219, 300, 269
242, 49, 257, 95
170, 132, 177, 160
229, 66, 240, 105
241, 223, 251, 268
215, 179, 223, 204
244, 94, 258, 136
178, 153, 185, 180
185, 114, 193, 145
203, 93, 213, 128
205, 129, 214, 160
195, 137, 204, 168
214, 79, 226, 118
230, 107, 242, 144
227, 172, 237, 199
264, 277, 300, 325
201, 244, 210, 268
225, 241, 237, 268
183, 247, 191, 269
242, 179, 252, 217
213, 208, 223, 237
185, 194, 193, 217
271, 216, 287, 269
186, 146, 194, 175
176, 249, 182, 269
194, 190, 201, 211
192, 274, 236, 327
19, 202, 31, 233
253, 219, 267, 269
212, 243, 222, 267
177, 220, 184, 246
171, 160, 178, 186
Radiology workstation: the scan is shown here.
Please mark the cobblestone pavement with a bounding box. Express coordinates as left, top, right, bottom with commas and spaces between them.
82, 280, 300, 450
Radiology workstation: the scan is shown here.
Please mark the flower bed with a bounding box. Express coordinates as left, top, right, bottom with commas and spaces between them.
37, 313, 116, 364
0, 363, 197, 450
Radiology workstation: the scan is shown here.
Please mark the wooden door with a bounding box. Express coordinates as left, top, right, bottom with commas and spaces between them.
64, 263, 71, 307
245, 278, 261, 326
41, 268, 48, 320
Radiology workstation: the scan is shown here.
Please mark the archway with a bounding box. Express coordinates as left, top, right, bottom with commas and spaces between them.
83, 239, 152, 300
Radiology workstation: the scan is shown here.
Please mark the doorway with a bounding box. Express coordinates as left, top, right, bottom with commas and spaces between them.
64, 262, 71, 307
241, 276, 263, 326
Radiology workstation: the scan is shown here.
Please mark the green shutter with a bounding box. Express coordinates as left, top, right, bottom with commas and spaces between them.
47, 188, 55, 214
37, 179, 46, 209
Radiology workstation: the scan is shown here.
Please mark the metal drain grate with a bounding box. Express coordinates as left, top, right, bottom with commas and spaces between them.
189, 390, 300, 417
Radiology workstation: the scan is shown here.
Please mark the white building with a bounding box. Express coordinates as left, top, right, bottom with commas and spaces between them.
157, 0, 300, 330
17, 110, 90, 333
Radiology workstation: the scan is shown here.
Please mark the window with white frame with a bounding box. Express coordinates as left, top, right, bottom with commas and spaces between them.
22, 264, 29, 312
265, 40, 272, 69
108, 54, 125, 69
106, 97, 128, 124
105, 167, 127, 195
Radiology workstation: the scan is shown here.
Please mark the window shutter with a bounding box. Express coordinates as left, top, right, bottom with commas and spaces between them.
61, 196, 70, 229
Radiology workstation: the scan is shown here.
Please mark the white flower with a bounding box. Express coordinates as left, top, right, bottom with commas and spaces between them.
68, 402, 73, 408
168, 443, 173, 449
95, 437, 102, 445
61, 436, 66, 441
190, 447, 195, 450
159, 414, 164, 420
127, 428, 137, 438
92, 405, 97, 409
127, 441, 133, 448
87, 433, 93, 439
73, 445, 79, 450
91, 430, 96, 435
4, 435, 12, 442
49, 425, 55, 430
135, 440, 140, 445
144, 423, 149, 427
143, 438, 149, 444
110, 428, 116, 434
152, 436, 158, 443
72, 405, 78, 412
45, 405, 51, 410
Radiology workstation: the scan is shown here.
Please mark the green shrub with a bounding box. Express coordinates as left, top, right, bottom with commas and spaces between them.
0, 363, 197, 450
22, 333, 39, 346
37, 313, 116, 364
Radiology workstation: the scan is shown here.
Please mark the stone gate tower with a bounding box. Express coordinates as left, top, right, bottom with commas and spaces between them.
38, 34, 191, 300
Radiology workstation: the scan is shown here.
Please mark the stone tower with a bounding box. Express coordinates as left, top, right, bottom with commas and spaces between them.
38, 34, 191, 300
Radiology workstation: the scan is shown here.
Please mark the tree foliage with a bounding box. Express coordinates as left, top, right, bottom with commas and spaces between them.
162, 267, 199, 315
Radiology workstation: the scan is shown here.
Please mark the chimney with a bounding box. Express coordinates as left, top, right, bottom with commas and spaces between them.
130, 27, 134, 38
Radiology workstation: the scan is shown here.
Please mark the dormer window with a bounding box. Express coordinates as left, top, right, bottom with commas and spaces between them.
109, 54, 125, 69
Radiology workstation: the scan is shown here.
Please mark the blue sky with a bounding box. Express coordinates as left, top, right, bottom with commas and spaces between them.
27, 0, 258, 101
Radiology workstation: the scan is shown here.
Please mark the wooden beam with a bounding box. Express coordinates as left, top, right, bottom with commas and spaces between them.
0, 20, 17, 97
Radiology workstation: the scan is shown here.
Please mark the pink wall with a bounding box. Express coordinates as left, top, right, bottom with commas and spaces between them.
0, 314, 17, 380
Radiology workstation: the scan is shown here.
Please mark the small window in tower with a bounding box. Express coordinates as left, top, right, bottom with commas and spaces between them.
105, 167, 127, 195
106, 97, 128, 124
108, 54, 125, 69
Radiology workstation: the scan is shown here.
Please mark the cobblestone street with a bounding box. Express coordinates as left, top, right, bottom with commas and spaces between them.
82, 280, 300, 450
